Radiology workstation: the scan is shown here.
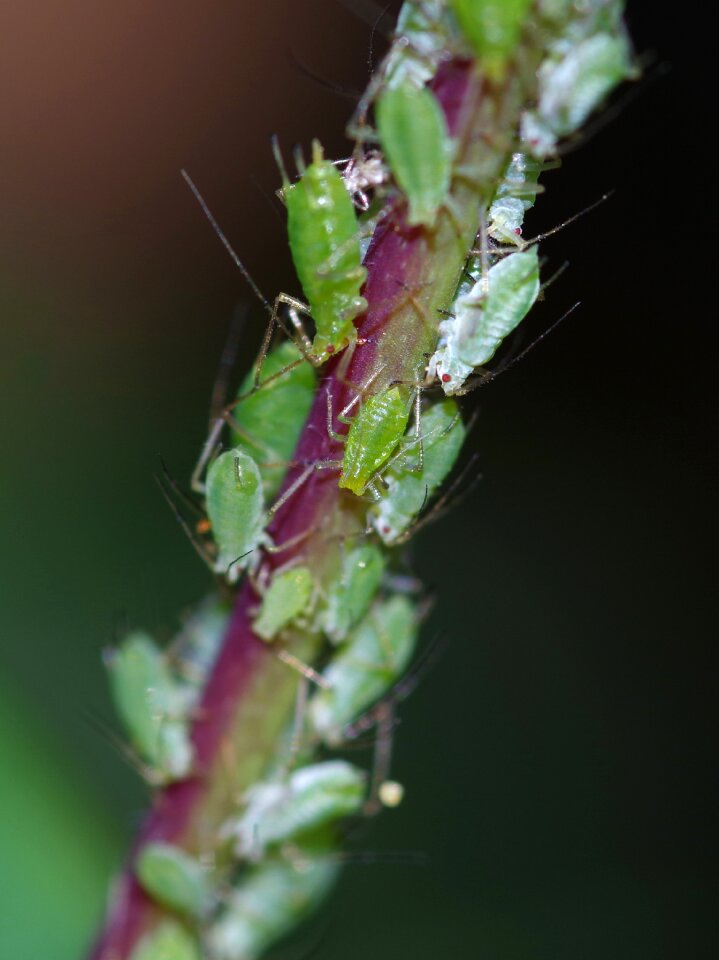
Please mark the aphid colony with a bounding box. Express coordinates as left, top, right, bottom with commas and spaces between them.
104, 2, 633, 958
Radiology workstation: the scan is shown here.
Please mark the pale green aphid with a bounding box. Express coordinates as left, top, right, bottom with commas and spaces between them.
106, 631, 193, 783
205, 449, 266, 583
431, 247, 540, 395
376, 81, 453, 229
339, 386, 412, 496
318, 543, 385, 644
207, 853, 339, 960
281, 140, 367, 360
370, 398, 465, 544
228, 760, 366, 860
170, 595, 230, 686
488, 152, 542, 245
129, 920, 201, 960
521, 32, 632, 157
450, 0, 533, 80
135, 843, 211, 919
309, 597, 418, 747
252, 565, 313, 642
229, 340, 316, 500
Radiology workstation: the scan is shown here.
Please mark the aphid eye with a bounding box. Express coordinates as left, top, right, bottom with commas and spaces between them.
441, 374, 452, 383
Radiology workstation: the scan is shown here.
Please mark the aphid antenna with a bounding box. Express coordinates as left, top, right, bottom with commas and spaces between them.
455, 301, 581, 396
288, 47, 360, 103
154, 472, 216, 574
331, 849, 430, 868
84, 705, 160, 786
485, 191, 614, 256
364, 699, 396, 816
537, 259, 570, 299
209, 303, 250, 425
225, 549, 254, 580
181, 169, 272, 316
159, 456, 205, 518
190, 416, 225, 495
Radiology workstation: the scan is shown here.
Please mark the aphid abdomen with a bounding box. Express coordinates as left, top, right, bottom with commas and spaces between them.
205, 450, 265, 581
286, 144, 367, 359
339, 387, 410, 496
376, 82, 453, 228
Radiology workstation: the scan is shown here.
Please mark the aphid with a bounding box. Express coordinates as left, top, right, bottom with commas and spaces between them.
521, 32, 632, 156
309, 597, 418, 747
252, 565, 314, 642
375, 81, 453, 228
450, 0, 533, 80
204, 449, 266, 582
338, 386, 413, 497
169, 595, 230, 686
129, 920, 201, 960
229, 340, 316, 500
206, 851, 339, 960
488, 152, 543, 245
336, 150, 388, 211
431, 246, 540, 395
105, 631, 194, 784
370, 398, 465, 544
135, 843, 211, 919
227, 760, 366, 861
277, 139, 368, 360
318, 542, 385, 644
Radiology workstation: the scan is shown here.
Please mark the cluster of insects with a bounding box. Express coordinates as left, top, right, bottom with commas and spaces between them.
101, 2, 633, 958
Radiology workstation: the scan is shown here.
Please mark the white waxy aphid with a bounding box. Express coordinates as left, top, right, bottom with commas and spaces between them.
206, 853, 339, 960
135, 843, 212, 919
227, 760, 366, 861
521, 32, 632, 157
431, 247, 540, 395
488, 152, 542, 245
170, 595, 230, 685
318, 543, 385, 645
383, 0, 451, 92
309, 597, 418, 747
105, 631, 195, 783
337, 150, 388, 210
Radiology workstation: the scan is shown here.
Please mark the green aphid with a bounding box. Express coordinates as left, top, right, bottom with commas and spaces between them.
230, 341, 315, 499
230, 760, 366, 860
319, 543, 385, 644
370, 398, 465, 544
376, 82, 453, 228
450, 0, 533, 81
135, 843, 211, 919
170, 595, 230, 686
205, 449, 266, 583
106, 631, 193, 783
129, 920, 201, 960
309, 597, 418, 747
283, 140, 367, 360
252, 565, 313, 642
207, 853, 339, 960
339, 386, 411, 496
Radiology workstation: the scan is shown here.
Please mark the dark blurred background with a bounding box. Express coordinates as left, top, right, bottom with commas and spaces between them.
0, 2, 714, 958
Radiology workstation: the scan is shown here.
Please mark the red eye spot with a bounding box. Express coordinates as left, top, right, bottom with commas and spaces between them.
441, 373, 451, 383
326, 344, 335, 354
382, 525, 391, 534
514, 227, 522, 235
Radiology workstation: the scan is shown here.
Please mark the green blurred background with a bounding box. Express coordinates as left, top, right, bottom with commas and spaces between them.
1, 2, 714, 958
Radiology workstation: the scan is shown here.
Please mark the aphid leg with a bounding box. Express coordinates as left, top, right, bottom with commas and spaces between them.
276, 649, 331, 690
265, 526, 314, 556
155, 473, 216, 573
190, 416, 225, 494
364, 700, 398, 816
267, 459, 342, 516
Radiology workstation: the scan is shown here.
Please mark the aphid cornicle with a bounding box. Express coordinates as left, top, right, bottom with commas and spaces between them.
375, 81, 453, 229
281, 140, 368, 360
